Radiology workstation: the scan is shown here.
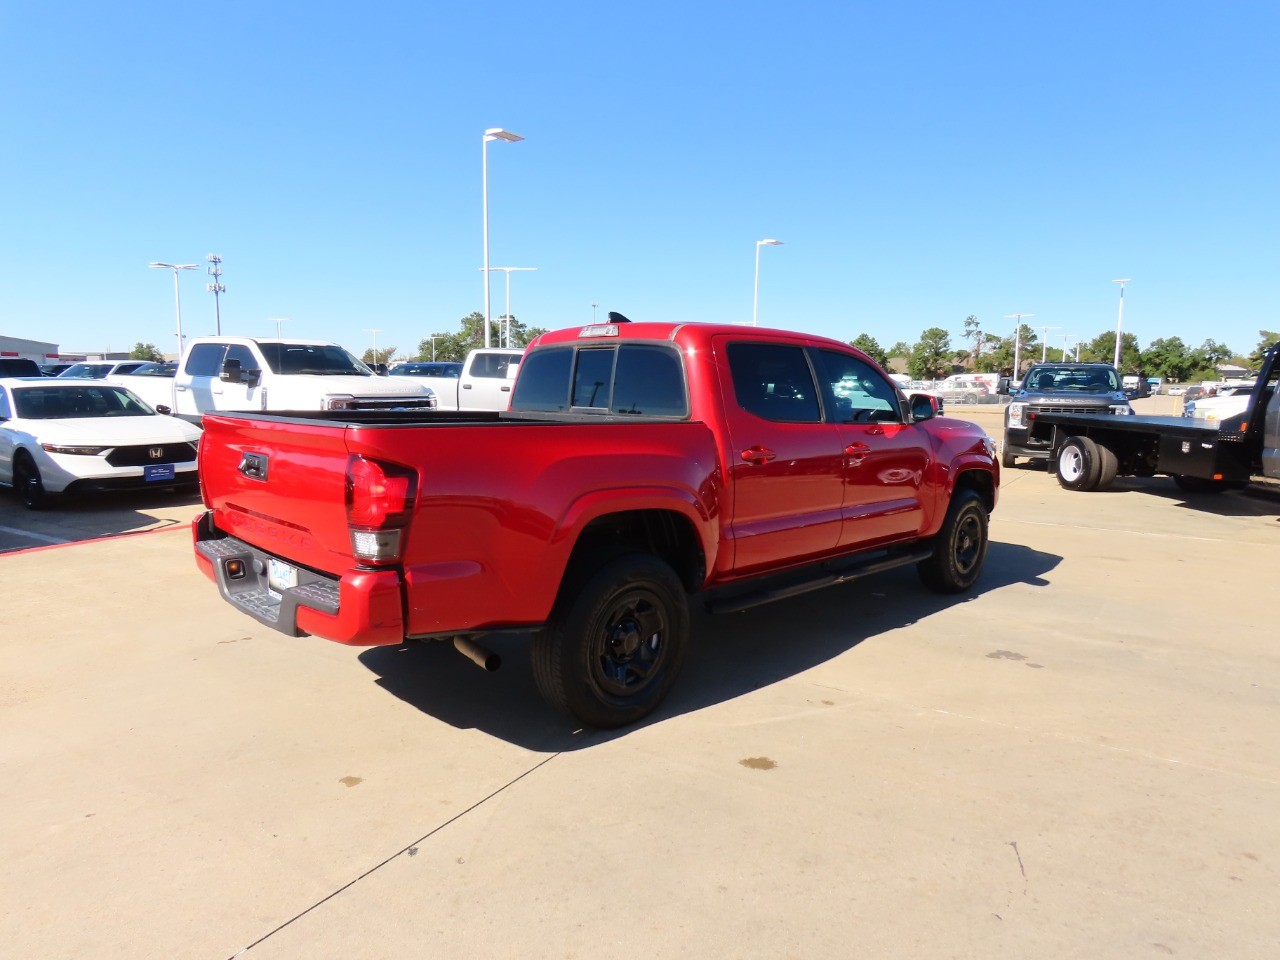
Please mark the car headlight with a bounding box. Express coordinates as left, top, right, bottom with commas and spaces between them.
324, 394, 355, 411
1007, 402, 1027, 427
1109, 404, 1133, 415
1182, 402, 1195, 418
41, 443, 108, 455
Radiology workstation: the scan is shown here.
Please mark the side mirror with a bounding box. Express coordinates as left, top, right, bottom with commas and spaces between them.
155, 404, 172, 416
996, 376, 1012, 396
220, 358, 243, 384
909, 393, 939, 421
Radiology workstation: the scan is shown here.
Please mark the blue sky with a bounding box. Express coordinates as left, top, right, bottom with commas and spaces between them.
1, 1, 1276, 360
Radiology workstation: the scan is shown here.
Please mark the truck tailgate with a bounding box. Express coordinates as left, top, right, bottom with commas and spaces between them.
198, 413, 356, 575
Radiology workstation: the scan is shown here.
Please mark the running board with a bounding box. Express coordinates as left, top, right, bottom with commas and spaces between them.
703, 547, 933, 616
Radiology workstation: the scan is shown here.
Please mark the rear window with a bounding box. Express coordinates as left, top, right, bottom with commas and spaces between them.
511, 344, 687, 417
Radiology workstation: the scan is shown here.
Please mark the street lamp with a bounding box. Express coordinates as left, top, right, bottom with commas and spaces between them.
206, 254, 225, 335
270, 318, 288, 338
149, 262, 199, 356
1004, 313, 1035, 382
1112, 278, 1132, 369
482, 127, 524, 349
429, 336, 440, 361
1058, 334, 1078, 361
479, 267, 537, 347
752, 239, 783, 327
362, 328, 383, 365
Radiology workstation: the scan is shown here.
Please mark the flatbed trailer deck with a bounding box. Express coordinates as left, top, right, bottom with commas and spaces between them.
1023, 343, 1279, 493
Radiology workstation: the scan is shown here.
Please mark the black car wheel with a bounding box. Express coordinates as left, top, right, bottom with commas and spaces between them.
13, 452, 48, 510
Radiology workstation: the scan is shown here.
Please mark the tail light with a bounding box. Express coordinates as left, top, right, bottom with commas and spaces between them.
345, 455, 417, 563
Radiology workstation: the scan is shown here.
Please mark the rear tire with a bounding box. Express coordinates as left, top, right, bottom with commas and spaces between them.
918, 489, 988, 594
1057, 436, 1102, 491
13, 452, 48, 510
1000, 445, 1015, 469
532, 554, 689, 728
1095, 443, 1119, 490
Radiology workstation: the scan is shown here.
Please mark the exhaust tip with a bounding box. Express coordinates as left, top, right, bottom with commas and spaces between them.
453, 636, 501, 672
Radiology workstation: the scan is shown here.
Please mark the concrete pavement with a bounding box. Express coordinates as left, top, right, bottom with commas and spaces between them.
1, 454, 1277, 959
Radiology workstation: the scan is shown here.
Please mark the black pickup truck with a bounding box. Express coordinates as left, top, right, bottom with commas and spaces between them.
1023, 345, 1280, 493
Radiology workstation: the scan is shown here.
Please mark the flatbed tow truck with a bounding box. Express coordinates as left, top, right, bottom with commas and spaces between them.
1026, 344, 1280, 493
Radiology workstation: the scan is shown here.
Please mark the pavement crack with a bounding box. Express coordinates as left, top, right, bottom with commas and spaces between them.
227, 752, 562, 958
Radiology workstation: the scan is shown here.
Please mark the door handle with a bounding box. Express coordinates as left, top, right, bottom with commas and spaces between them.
845, 441, 871, 463
501, 385, 511, 392
463, 384, 473, 389
740, 446, 777, 465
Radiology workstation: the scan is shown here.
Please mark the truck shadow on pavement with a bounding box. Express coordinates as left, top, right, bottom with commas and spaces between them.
1093, 476, 1280, 518
0, 488, 202, 553
357, 540, 1061, 752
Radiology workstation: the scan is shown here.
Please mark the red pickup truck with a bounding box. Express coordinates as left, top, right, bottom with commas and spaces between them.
194, 320, 999, 726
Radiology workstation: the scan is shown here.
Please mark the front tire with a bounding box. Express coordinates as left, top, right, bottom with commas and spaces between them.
918, 489, 989, 594
1057, 436, 1102, 491
13, 452, 48, 510
532, 554, 690, 728
1001, 445, 1016, 469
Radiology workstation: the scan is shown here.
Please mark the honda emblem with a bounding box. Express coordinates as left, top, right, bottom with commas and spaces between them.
149, 447, 164, 459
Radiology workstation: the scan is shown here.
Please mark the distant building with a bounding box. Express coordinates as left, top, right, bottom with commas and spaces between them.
0, 333, 81, 365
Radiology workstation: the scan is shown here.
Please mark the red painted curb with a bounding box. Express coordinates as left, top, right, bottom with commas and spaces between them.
0, 522, 190, 559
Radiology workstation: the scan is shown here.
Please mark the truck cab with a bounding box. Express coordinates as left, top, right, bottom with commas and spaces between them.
1001, 362, 1131, 467
173, 337, 437, 419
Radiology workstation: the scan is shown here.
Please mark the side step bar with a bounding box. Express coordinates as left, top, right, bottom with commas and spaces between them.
703, 546, 932, 615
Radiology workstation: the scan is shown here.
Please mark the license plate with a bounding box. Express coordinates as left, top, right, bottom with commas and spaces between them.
269, 558, 298, 592
144, 464, 176, 482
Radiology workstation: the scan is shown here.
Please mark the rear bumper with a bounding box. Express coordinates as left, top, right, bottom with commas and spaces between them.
192, 512, 405, 646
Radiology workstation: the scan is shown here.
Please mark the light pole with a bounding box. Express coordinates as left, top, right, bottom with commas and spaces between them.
206, 254, 225, 335
591, 302, 598, 323
1036, 325, 1062, 362
363, 328, 383, 365
480, 267, 537, 347
1004, 313, 1034, 382
752, 239, 783, 327
430, 336, 440, 361
482, 127, 524, 349
270, 318, 287, 338
1112, 278, 1131, 369
1058, 334, 1078, 361
149, 262, 199, 357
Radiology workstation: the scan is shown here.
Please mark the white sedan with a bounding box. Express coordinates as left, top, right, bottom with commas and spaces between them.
0, 378, 202, 509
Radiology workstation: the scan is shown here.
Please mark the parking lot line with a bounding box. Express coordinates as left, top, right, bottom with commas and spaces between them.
0, 524, 68, 546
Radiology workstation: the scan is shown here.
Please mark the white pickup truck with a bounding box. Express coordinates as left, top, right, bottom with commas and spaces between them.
167, 338, 437, 421
388, 347, 523, 411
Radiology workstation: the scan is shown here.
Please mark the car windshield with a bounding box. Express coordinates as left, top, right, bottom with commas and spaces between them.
390, 362, 462, 378
57, 362, 114, 379
257, 343, 371, 376
124, 362, 177, 378
13, 385, 155, 419
1024, 367, 1120, 392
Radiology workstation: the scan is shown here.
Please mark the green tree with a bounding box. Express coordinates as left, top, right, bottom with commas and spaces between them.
1250, 330, 1280, 366
130, 342, 163, 361
417, 312, 548, 362
360, 346, 397, 366
907, 327, 953, 379
986, 325, 1040, 376
961, 315, 987, 369
1142, 337, 1194, 382
1079, 331, 1141, 373
1189, 338, 1232, 373
888, 341, 911, 359
849, 333, 888, 367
